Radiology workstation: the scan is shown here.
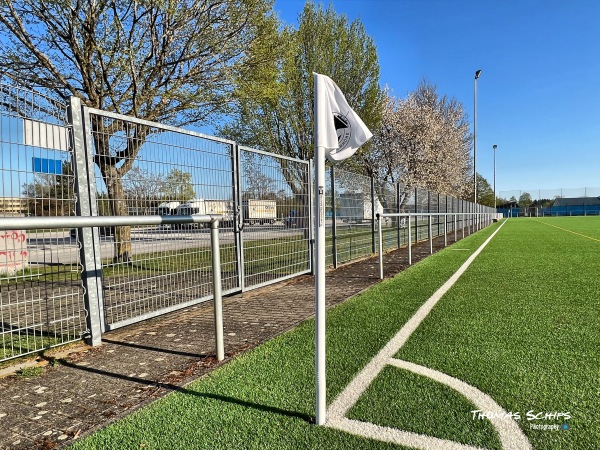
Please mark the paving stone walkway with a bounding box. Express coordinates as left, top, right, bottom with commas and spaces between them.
0, 234, 461, 450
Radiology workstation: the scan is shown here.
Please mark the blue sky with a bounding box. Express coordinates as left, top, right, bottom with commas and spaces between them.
274, 0, 600, 196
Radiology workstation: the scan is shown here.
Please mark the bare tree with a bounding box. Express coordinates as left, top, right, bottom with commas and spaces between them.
1, 0, 276, 260
242, 153, 277, 200
158, 169, 195, 202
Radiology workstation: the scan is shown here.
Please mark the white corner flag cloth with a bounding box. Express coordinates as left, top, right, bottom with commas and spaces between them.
314, 73, 373, 162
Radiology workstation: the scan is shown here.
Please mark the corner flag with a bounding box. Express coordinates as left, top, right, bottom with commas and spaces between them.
314, 73, 373, 162
313, 73, 372, 426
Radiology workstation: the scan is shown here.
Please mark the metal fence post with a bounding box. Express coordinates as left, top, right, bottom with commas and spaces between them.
377, 214, 383, 279
414, 187, 418, 242
331, 166, 338, 268
69, 97, 104, 346
210, 218, 225, 361
408, 215, 412, 265
444, 214, 447, 247
428, 214, 433, 254
454, 212, 457, 242
396, 183, 401, 248
233, 143, 245, 291
427, 191, 432, 253
437, 193, 441, 237
309, 159, 315, 275
371, 176, 376, 254
462, 200, 465, 239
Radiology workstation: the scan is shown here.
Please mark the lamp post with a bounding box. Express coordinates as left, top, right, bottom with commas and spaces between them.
474, 69, 482, 203
493, 144, 498, 209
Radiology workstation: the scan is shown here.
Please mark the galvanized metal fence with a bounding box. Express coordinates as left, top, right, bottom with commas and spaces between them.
237, 147, 311, 291
325, 169, 494, 269
81, 106, 240, 331
0, 81, 495, 362
0, 85, 86, 362
376, 211, 495, 278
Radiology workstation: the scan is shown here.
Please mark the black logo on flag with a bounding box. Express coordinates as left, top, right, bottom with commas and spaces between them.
333, 112, 351, 149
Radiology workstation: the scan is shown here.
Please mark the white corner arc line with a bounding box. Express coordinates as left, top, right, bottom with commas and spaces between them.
327, 416, 485, 450
326, 220, 530, 449
327, 220, 507, 419
388, 359, 531, 450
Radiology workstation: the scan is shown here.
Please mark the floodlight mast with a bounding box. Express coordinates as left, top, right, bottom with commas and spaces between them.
474, 69, 482, 203
493, 144, 498, 209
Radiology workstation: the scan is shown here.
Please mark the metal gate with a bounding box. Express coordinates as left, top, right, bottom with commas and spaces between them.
80, 107, 240, 330
237, 147, 311, 291
0, 84, 87, 361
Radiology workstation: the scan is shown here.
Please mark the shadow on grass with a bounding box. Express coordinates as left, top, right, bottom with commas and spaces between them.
42, 355, 314, 424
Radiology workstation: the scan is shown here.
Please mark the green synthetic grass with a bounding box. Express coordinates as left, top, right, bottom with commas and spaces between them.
348, 366, 502, 449
394, 217, 600, 450
70, 217, 598, 449
70, 224, 498, 450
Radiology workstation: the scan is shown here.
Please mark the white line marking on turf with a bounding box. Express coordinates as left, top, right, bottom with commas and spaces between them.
326, 220, 531, 450
327, 220, 507, 420
533, 219, 600, 243
327, 416, 484, 450
388, 359, 530, 450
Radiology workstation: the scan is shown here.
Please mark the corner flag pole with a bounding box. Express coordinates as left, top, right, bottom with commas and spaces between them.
314, 76, 327, 426
313, 73, 372, 426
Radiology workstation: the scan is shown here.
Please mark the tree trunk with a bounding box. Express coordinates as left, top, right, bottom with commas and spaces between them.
103, 165, 132, 262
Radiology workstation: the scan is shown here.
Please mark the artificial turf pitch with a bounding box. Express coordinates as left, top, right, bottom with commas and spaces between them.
71, 217, 599, 450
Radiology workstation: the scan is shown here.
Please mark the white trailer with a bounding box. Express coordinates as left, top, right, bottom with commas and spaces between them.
204, 200, 234, 222
175, 199, 234, 228
242, 199, 277, 225
156, 201, 181, 215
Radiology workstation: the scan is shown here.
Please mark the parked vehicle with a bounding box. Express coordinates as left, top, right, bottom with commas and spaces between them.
156, 201, 181, 216
284, 209, 298, 228
242, 199, 277, 225
174, 199, 234, 228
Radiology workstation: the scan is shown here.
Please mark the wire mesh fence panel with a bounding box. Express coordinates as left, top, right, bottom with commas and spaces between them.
440, 195, 448, 237
397, 184, 413, 247
0, 84, 86, 361
429, 192, 440, 237
334, 169, 374, 264
325, 167, 334, 266
375, 179, 398, 251
86, 109, 238, 329
414, 188, 430, 242
238, 148, 310, 290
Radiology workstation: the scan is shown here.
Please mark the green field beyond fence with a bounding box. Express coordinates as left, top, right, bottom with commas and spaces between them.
71, 217, 599, 450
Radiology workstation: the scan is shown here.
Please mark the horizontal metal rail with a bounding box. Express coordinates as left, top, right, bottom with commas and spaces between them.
0, 214, 220, 230
87, 107, 236, 147
0, 214, 225, 361
376, 212, 495, 279
379, 212, 491, 217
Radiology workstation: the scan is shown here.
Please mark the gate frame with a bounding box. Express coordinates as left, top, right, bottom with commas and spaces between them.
81, 105, 240, 331
237, 145, 313, 292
